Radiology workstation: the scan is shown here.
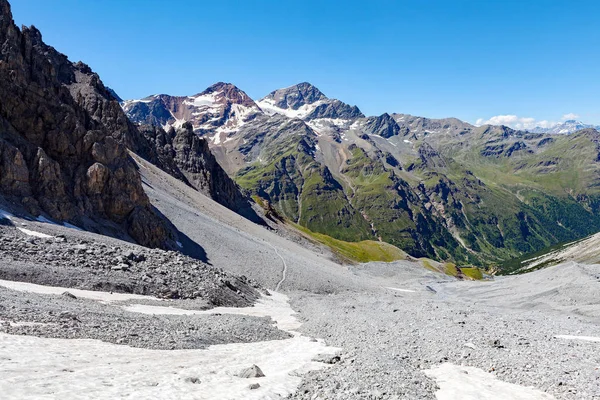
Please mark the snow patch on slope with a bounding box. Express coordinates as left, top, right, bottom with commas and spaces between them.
424, 363, 555, 400
257, 98, 325, 120
0, 280, 162, 303
307, 118, 351, 132
36, 215, 83, 231
124, 292, 300, 332
16, 228, 54, 239
0, 208, 13, 221
555, 335, 600, 343
0, 282, 339, 399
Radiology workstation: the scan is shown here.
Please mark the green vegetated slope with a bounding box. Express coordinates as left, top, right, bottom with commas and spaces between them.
237, 120, 600, 267
341, 145, 471, 262
293, 224, 407, 263
237, 126, 372, 242
436, 129, 600, 262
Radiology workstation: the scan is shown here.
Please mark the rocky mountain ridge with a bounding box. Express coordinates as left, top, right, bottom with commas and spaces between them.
0, 0, 261, 249
0, 0, 175, 247
124, 81, 600, 265
257, 82, 364, 121
123, 82, 262, 144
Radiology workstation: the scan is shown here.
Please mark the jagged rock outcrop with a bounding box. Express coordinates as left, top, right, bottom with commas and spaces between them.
0, 0, 171, 247
141, 123, 262, 223
125, 96, 174, 128
364, 113, 402, 138
418, 143, 448, 169
305, 99, 364, 120
172, 123, 262, 221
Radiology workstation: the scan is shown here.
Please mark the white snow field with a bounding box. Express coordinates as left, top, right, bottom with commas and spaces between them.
0, 283, 339, 400
0, 332, 338, 400
123, 291, 301, 332
0, 279, 162, 303
424, 363, 556, 400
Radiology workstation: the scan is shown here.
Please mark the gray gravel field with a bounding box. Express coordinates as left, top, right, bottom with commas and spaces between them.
287, 261, 600, 399
134, 154, 370, 295
0, 224, 260, 306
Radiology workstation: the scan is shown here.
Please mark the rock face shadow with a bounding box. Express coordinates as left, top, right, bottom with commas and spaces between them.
149, 205, 210, 265
176, 230, 210, 265
0, 217, 13, 227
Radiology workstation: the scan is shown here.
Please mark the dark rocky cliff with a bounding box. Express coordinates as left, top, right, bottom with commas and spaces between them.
142, 123, 263, 223
0, 0, 171, 247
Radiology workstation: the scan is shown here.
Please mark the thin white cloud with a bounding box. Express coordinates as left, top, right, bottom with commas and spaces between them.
474, 114, 548, 130
535, 120, 554, 129
562, 113, 579, 120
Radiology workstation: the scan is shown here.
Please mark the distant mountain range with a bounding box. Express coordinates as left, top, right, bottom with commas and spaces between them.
122, 82, 600, 266
529, 120, 600, 134
3, 0, 600, 268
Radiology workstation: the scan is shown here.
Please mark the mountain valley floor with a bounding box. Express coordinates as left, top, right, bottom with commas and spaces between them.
1, 217, 599, 399
0, 157, 599, 399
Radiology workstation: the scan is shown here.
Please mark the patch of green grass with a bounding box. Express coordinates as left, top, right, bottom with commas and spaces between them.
236, 160, 278, 190
294, 224, 407, 263
444, 263, 460, 277
251, 195, 266, 208
460, 267, 483, 280
421, 259, 439, 273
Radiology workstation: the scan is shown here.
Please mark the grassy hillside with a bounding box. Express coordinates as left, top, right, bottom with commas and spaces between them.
237, 134, 372, 242
294, 224, 408, 263
236, 122, 600, 267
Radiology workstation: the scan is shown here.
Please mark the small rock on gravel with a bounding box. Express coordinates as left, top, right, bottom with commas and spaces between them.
312, 353, 341, 364
237, 365, 265, 378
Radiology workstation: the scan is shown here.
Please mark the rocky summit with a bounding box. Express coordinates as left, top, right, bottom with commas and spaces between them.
123, 82, 262, 137
2, 0, 600, 399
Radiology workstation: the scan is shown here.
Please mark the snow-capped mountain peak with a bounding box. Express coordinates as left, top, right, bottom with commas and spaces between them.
257, 82, 363, 121
531, 120, 600, 134
122, 82, 262, 134
259, 82, 327, 111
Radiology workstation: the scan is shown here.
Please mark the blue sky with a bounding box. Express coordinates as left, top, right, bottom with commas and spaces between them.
10, 0, 600, 127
